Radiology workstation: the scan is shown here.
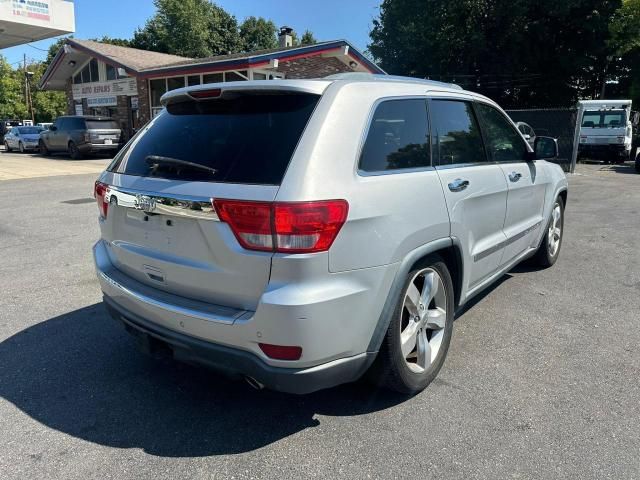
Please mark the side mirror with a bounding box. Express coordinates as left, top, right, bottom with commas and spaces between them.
632, 111, 640, 126
49, 125, 57, 131
534, 136, 558, 160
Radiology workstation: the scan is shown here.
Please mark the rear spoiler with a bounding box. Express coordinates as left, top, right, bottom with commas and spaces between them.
161, 80, 330, 107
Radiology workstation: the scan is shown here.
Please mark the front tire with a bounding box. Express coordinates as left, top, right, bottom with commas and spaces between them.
18, 142, 25, 153
369, 255, 454, 395
4, 141, 11, 152
39, 140, 50, 156
531, 196, 564, 268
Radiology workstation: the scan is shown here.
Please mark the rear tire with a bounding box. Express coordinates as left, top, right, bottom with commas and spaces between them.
68, 141, 83, 160
531, 196, 564, 268
4, 141, 11, 152
369, 255, 454, 395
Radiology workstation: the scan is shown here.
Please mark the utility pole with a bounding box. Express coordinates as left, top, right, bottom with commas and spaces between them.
24, 53, 35, 124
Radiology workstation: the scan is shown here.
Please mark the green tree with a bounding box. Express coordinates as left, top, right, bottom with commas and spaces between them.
0, 56, 27, 120
300, 30, 317, 45
94, 36, 132, 48
240, 16, 277, 51
369, 0, 622, 107
130, 0, 240, 57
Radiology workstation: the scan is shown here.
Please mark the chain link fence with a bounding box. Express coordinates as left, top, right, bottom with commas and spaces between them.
506, 108, 578, 172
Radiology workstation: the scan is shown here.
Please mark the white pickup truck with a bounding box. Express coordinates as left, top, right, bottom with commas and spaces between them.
578, 99, 638, 164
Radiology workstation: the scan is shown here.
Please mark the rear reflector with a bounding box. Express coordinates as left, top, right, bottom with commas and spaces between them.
259, 343, 302, 361
189, 88, 222, 99
213, 199, 348, 254
94, 181, 109, 218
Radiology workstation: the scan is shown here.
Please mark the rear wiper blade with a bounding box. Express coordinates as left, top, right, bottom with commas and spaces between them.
145, 155, 217, 175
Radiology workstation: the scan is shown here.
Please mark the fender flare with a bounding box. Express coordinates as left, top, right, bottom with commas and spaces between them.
365, 237, 453, 354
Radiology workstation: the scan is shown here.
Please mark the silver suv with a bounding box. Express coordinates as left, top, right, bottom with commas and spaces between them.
93, 74, 568, 395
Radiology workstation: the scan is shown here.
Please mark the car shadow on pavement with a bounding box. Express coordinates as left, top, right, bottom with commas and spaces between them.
0, 303, 407, 457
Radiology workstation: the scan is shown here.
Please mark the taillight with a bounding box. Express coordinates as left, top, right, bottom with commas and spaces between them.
213, 199, 348, 254
189, 88, 222, 99
94, 181, 109, 218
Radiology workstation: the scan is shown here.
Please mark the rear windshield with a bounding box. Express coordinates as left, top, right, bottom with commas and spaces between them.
108, 93, 319, 184
87, 120, 119, 130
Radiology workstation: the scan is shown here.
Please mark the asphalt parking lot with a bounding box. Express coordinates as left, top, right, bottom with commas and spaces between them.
0, 157, 639, 479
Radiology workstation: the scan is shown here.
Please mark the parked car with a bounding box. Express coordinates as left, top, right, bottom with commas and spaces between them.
93, 74, 568, 395
39, 116, 121, 159
36, 122, 53, 130
635, 150, 640, 173
1, 119, 22, 144
516, 121, 536, 147
3, 126, 45, 152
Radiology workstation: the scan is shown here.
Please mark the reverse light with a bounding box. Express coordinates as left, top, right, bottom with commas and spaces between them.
259, 343, 303, 361
213, 199, 349, 254
94, 181, 109, 218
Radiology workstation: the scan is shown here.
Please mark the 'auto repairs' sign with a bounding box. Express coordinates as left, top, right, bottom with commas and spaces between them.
72, 78, 137, 100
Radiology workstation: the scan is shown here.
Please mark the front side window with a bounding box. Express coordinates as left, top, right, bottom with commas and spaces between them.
430, 100, 485, 166
475, 103, 528, 162
359, 98, 430, 173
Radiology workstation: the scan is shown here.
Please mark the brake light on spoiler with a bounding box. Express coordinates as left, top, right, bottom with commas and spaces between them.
213, 199, 349, 254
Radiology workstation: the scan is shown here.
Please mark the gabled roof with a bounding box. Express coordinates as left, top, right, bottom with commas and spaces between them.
39, 38, 384, 89
70, 39, 190, 71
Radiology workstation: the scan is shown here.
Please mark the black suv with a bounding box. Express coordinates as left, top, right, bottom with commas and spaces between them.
39, 116, 121, 159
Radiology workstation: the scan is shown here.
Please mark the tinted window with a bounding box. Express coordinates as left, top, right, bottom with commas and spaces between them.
359, 99, 430, 172
109, 93, 319, 185
89, 59, 99, 83
87, 120, 119, 130
430, 100, 485, 166
187, 75, 201, 86
582, 110, 626, 128
475, 103, 527, 162
203, 73, 223, 84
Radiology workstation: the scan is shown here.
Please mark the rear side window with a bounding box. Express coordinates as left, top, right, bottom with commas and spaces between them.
430, 100, 485, 166
475, 103, 527, 162
359, 98, 430, 173
87, 120, 119, 130
110, 93, 319, 185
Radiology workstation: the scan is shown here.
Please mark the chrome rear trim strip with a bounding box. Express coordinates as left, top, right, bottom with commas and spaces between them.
105, 185, 219, 221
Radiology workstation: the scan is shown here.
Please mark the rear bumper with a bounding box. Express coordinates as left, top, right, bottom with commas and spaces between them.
104, 295, 373, 394
79, 142, 120, 153
94, 239, 394, 393
578, 143, 629, 157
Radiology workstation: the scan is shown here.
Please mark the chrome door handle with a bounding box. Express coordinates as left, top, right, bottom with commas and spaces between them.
508, 172, 522, 182
448, 178, 469, 192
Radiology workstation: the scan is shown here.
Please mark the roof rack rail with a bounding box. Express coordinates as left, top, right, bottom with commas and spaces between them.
323, 72, 463, 90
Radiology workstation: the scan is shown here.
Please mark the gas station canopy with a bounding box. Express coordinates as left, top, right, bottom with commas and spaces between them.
0, 0, 75, 49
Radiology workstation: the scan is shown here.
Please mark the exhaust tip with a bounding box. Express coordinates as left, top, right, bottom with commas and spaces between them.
244, 376, 264, 390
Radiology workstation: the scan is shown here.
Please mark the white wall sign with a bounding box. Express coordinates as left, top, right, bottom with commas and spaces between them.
131, 96, 139, 109
87, 96, 118, 107
74, 103, 83, 115
72, 78, 137, 100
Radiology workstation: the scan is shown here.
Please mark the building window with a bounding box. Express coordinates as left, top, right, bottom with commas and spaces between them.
253, 72, 267, 80
203, 73, 223, 84
149, 78, 167, 109
187, 75, 201, 86
226, 70, 248, 81
106, 64, 117, 80
167, 77, 185, 91
75, 58, 100, 84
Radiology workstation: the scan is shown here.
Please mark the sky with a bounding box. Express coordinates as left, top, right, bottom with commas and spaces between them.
2, 0, 382, 66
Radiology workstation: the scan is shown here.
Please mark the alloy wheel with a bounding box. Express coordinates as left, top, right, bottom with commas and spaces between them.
548, 203, 562, 257
400, 268, 447, 373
